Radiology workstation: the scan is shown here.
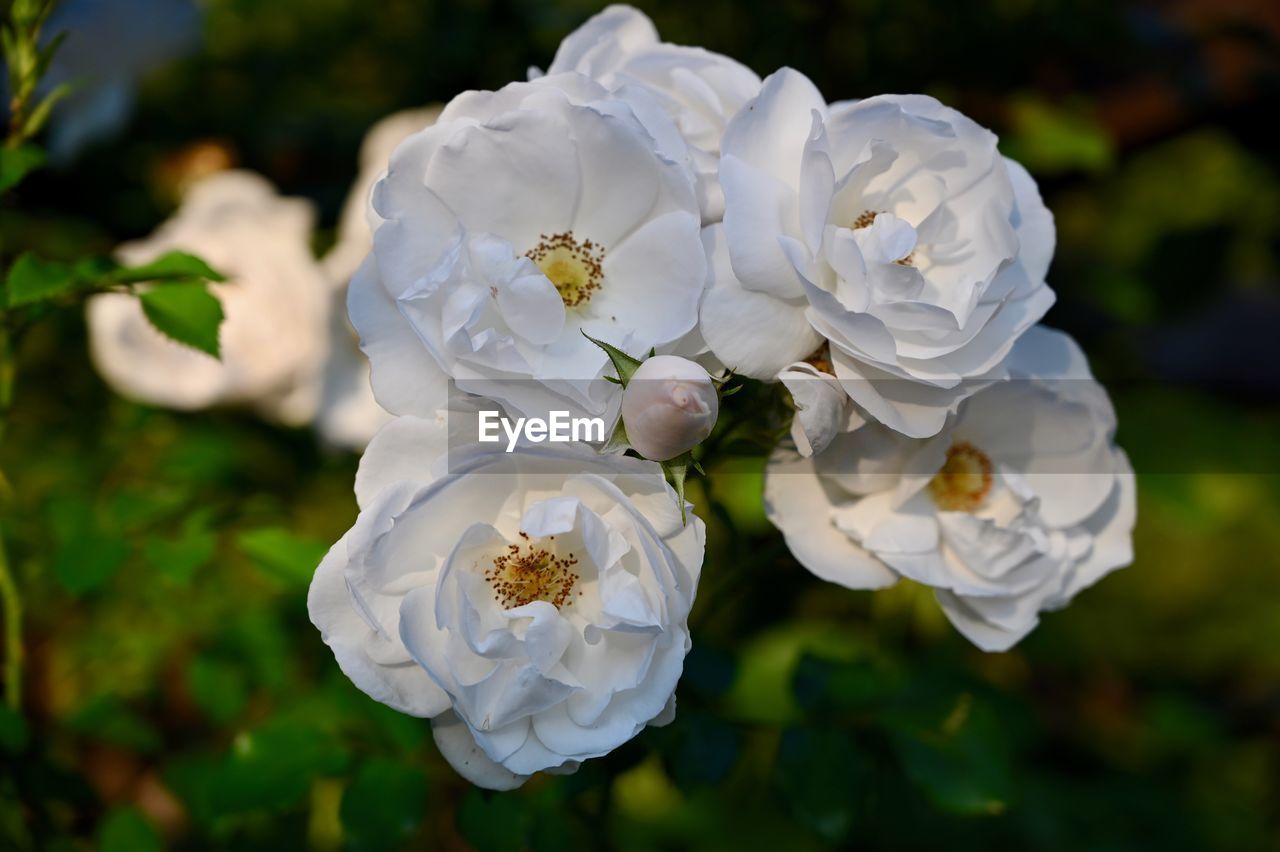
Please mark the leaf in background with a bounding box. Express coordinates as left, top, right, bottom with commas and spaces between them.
887, 692, 1014, 816
98, 808, 162, 852
2, 252, 76, 307
21, 80, 72, 140
0, 704, 29, 752
212, 723, 350, 817
1002, 95, 1114, 176
67, 696, 162, 753
186, 656, 249, 725
142, 510, 217, 585
138, 281, 224, 358
113, 251, 226, 284
773, 726, 872, 841
48, 496, 130, 595
340, 759, 428, 851
458, 786, 536, 852
791, 652, 901, 714
237, 527, 328, 585
0, 144, 44, 192
659, 709, 741, 788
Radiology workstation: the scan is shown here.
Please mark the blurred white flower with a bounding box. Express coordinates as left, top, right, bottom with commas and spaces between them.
701, 69, 1056, 438
87, 170, 330, 424
322, 106, 445, 289
308, 416, 703, 788
539, 4, 761, 222
764, 327, 1135, 651
621, 355, 718, 460
348, 75, 705, 422
316, 106, 444, 450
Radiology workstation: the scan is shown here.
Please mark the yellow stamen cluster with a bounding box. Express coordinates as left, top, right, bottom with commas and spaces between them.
804, 343, 834, 375
483, 532, 580, 609
851, 210, 915, 266
525, 232, 604, 308
928, 441, 994, 512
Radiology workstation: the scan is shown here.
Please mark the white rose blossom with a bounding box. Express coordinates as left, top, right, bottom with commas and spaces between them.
538, 4, 762, 222
621, 355, 719, 461
308, 415, 703, 788
700, 69, 1057, 439
348, 74, 706, 422
764, 327, 1135, 651
87, 170, 331, 425
316, 106, 444, 450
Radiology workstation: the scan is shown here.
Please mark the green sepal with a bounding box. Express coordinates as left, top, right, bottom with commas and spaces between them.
582, 331, 645, 387
600, 417, 632, 455
661, 450, 696, 525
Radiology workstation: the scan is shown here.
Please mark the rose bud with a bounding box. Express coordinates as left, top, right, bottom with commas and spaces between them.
621, 356, 719, 461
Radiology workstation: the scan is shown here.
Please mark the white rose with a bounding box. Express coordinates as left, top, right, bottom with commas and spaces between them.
87, 170, 331, 425
700, 69, 1057, 438
316, 107, 444, 450
621, 355, 718, 460
349, 75, 705, 422
539, 4, 761, 222
764, 327, 1135, 651
308, 416, 703, 788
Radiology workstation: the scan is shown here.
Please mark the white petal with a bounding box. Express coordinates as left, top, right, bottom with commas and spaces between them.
347, 255, 449, 418
698, 225, 820, 379
431, 710, 529, 790
308, 531, 450, 717
764, 449, 898, 589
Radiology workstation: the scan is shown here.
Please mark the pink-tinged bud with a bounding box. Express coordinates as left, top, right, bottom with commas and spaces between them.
621, 356, 719, 461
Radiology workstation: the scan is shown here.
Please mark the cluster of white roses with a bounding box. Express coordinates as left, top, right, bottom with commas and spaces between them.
90, 5, 1136, 790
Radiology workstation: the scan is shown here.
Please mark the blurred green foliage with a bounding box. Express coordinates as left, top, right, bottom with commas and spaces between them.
2, 0, 1280, 849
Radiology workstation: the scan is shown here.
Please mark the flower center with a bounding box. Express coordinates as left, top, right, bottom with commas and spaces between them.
851, 210, 915, 266
803, 343, 834, 375
928, 441, 994, 512
525, 232, 604, 308
483, 533, 580, 609
851, 210, 878, 230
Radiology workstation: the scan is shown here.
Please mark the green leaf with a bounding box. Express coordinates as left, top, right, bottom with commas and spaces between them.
2, 252, 76, 307
237, 527, 328, 586
113, 251, 226, 284
774, 726, 872, 841
67, 695, 162, 752
48, 496, 130, 595
0, 144, 44, 192
458, 787, 535, 852
99, 808, 162, 852
582, 331, 645, 386
601, 417, 631, 454
340, 759, 428, 851
887, 692, 1014, 816
138, 281, 224, 358
0, 704, 29, 752
21, 79, 72, 140
186, 657, 249, 725
142, 510, 217, 585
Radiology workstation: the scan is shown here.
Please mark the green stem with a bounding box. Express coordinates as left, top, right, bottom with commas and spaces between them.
0, 528, 19, 710
0, 324, 20, 711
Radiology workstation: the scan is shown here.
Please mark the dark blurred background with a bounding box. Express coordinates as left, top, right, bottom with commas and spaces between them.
2, 0, 1279, 849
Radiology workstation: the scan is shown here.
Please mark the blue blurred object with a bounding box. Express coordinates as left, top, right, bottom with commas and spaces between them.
36, 0, 202, 162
